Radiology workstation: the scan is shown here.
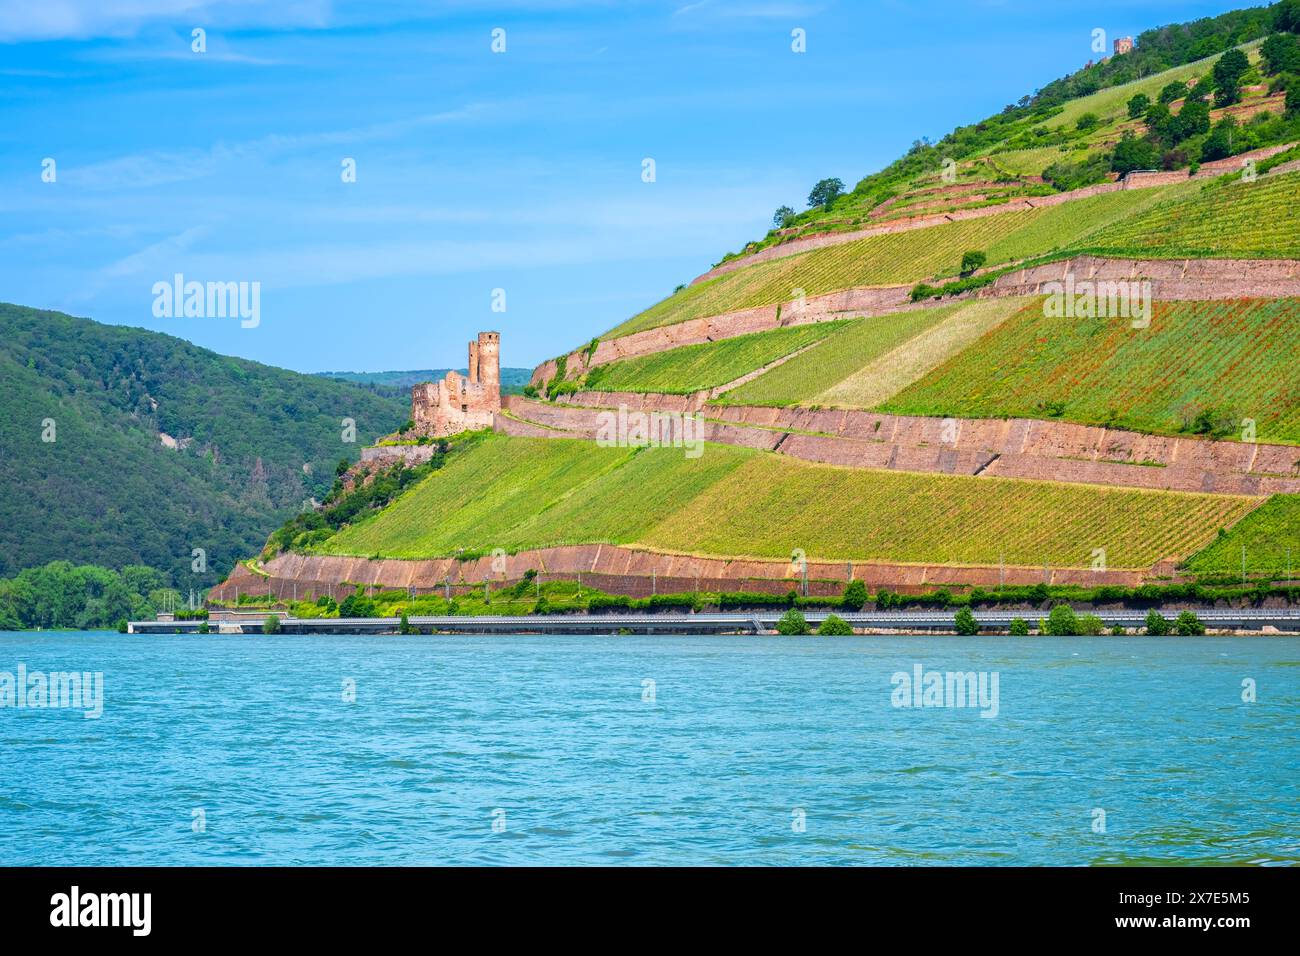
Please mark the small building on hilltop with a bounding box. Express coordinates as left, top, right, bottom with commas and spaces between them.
410, 331, 501, 437
1114, 36, 1134, 56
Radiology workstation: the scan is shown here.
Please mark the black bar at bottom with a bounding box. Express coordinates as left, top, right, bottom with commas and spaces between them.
0, 866, 1289, 941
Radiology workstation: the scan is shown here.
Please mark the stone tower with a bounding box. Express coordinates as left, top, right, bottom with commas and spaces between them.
408, 331, 502, 438
477, 331, 500, 390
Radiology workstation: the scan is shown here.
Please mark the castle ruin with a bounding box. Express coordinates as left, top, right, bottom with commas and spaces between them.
410, 331, 501, 437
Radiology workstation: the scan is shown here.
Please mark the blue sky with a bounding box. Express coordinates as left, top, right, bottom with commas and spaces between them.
0, 0, 1257, 372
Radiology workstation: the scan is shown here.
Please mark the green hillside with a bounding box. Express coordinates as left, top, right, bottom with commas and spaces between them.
316, 366, 534, 394
0, 303, 408, 584
732, 4, 1280, 260
879, 298, 1300, 443
317, 434, 1257, 569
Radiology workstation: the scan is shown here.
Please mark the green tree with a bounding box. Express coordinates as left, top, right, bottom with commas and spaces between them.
262, 615, 281, 634
1112, 131, 1161, 173
806, 177, 845, 208
1008, 617, 1030, 636
1158, 80, 1189, 103
953, 606, 979, 635
1145, 609, 1170, 636
1276, 0, 1300, 33
816, 614, 854, 636
1212, 48, 1249, 105
1201, 117, 1239, 162
1175, 610, 1207, 635
776, 608, 810, 635
1288, 81, 1300, 116
772, 205, 796, 228
1044, 603, 1081, 636
1078, 614, 1106, 636
399, 612, 415, 635
841, 579, 868, 611
1262, 33, 1300, 74
1175, 98, 1211, 139
1076, 112, 1101, 131
960, 250, 987, 275
1127, 92, 1151, 118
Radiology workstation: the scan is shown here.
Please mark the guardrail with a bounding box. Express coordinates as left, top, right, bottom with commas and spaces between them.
127, 607, 1300, 635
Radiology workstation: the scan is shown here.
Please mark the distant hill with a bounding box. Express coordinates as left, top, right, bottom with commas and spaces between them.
315, 367, 534, 394
0, 303, 408, 585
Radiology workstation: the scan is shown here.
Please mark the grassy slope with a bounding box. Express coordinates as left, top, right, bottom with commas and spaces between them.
879, 298, 1300, 444
1186, 494, 1300, 575
1083, 169, 1300, 259
587, 322, 842, 395
717, 304, 963, 406
319, 434, 1256, 569
0, 303, 408, 583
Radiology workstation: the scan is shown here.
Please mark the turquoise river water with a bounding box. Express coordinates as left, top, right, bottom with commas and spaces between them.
0, 631, 1296, 865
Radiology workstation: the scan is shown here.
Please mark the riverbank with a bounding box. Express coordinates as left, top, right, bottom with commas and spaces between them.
127, 606, 1300, 636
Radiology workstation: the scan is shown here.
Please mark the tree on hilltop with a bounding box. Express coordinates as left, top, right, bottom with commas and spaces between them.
772, 205, 796, 228
1127, 92, 1151, 119
807, 177, 845, 208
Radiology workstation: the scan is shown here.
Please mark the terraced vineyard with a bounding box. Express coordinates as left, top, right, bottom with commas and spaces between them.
321, 436, 752, 558
604, 208, 1047, 338
880, 298, 1300, 444
1185, 494, 1300, 576
320, 434, 1258, 569
600, 180, 1201, 344
1084, 170, 1300, 259
586, 322, 842, 395
320, 436, 634, 558
641, 455, 1259, 569
979, 184, 1193, 265
814, 298, 1032, 409
717, 305, 963, 406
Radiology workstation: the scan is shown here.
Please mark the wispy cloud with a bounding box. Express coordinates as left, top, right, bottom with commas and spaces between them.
0, 0, 331, 42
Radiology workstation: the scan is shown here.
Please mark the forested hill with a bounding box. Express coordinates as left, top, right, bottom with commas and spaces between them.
0, 303, 408, 586
315, 367, 534, 392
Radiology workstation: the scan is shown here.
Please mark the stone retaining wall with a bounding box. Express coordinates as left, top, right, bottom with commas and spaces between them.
499, 396, 1300, 496
531, 254, 1300, 387
210, 544, 1149, 604
360, 444, 438, 466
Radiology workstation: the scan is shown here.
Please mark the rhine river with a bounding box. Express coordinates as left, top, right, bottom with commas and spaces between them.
1, 631, 1296, 865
